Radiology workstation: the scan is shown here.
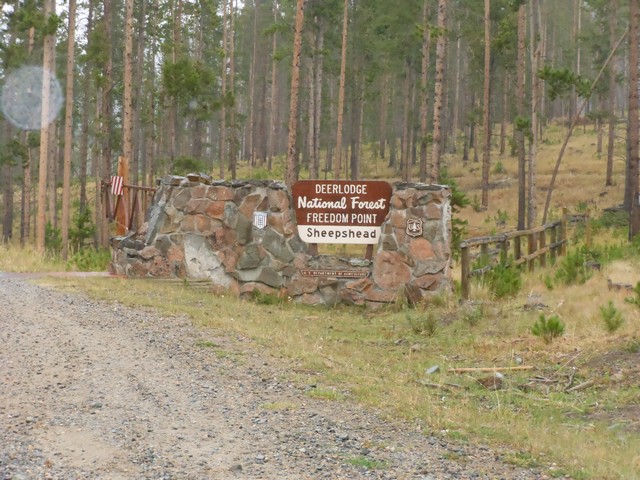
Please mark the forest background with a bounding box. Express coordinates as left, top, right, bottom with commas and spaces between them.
0, 0, 638, 261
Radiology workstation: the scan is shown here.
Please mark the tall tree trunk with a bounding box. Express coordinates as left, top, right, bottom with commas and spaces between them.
132, 0, 146, 184
285, 0, 305, 188
229, 0, 237, 179
401, 61, 411, 182
606, 0, 618, 187
247, 0, 259, 168
97, 0, 113, 248
20, 26, 36, 245
527, 0, 541, 228
37, 0, 56, 253
78, 2, 94, 212
378, 75, 388, 161
61, 0, 76, 259
450, 24, 461, 155
430, 0, 446, 183
267, 1, 279, 171
481, 0, 491, 209
219, 0, 228, 179
516, 3, 526, 231
419, 0, 431, 183
310, 17, 324, 180
628, 0, 640, 237
499, 74, 508, 156
2, 123, 13, 243
334, 0, 349, 180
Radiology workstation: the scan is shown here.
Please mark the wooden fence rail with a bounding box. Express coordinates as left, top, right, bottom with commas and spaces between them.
459, 212, 590, 299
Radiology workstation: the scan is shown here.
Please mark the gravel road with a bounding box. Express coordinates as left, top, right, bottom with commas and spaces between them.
1, 278, 550, 480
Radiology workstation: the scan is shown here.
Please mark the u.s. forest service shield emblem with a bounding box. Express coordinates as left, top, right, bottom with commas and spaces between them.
253, 211, 268, 230
406, 218, 423, 237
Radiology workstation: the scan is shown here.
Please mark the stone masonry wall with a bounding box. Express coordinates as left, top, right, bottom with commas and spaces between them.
110, 176, 452, 308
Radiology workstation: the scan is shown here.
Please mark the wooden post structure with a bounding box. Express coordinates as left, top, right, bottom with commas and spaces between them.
550, 223, 557, 263
115, 156, 129, 236
460, 241, 470, 300
527, 232, 536, 272
561, 208, 568, 256
539, 229, 546, 268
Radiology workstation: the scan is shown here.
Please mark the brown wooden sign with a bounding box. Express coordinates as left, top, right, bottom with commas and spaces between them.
292, 180, 392, 244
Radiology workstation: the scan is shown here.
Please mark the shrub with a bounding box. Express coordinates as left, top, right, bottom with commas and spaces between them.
45, 221, 61, 256
67, 248, 111, 272
599, 300, 625, 333
484, 263, 522, 298
554, 247, 592, 286
625, 282, 640, 308
531, 314, 565, 344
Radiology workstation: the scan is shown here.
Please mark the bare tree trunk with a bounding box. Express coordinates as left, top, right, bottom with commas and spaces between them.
500, 74, 508, 155
61, 0, 76, 259
267, 1, 279, 171
98, 0, 113, 248
430, 0, 447, 183
516, 3, 526, 231
37, 0, 56, 253
378, 75, 388, 161
78, 2, 94, 211
310, 17, 324, 180
219, 0, 228, 179
481, 0, 491, 209
527, 0, 541, 228
629, 0, 640, 237
285, 0, 305, 189
419, 0, 431, 182
334, 0, 349, 181
133, 0, 146, 184
229, 0, 237, 179
247, 0, 259, 169
606, 0, 618, 187
450, 25, 461, 155
20, 26, 36, 245
401, 61, 411, 182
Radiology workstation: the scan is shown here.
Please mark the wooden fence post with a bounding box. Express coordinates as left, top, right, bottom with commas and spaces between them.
461, 241, 470, 300
528, 233, 536, 272
550, 224, 557, 263
561, 208, 568, 256
539, 229, 547, 268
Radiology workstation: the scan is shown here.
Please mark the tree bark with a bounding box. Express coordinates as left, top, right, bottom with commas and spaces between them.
334, 0, 349, 181
629, 0, 640, 238
606, 0, 618, 187
36, 0, 56, 253
61, 0, 76, 259
219, 0, 228, 179
430, 0, 447, 183
481, 0, 491, 209
516, 3, 526, 231
285, 0, 305, 189
419, 1, 431, 183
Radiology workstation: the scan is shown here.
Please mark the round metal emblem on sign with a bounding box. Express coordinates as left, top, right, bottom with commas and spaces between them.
253, 211, 268, 229
406, 218, 423, 237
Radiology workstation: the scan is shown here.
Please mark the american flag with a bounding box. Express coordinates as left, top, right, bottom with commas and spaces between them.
111, 175, 124, 196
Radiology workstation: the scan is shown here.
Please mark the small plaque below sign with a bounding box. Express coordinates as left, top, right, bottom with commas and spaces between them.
300, 269, 369, 278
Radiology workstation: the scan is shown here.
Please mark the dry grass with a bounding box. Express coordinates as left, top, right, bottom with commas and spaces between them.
3, 121, 640, 479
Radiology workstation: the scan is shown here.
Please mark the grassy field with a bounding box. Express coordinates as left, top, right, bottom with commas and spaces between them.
2, 122, 639, 479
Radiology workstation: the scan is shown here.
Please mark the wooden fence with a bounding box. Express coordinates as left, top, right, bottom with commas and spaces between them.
459, 212, 590, 299
102, 181, 157, 235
